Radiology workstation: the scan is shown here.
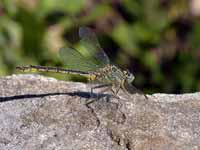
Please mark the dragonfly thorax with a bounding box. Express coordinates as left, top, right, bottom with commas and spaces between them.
109, 65, 135, 84
88, 65, 135, 85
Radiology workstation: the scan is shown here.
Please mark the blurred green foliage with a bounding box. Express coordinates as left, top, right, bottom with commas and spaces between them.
0, 0, 200, 94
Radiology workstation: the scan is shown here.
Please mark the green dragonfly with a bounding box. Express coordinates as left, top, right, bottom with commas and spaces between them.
16, 27, 147, 99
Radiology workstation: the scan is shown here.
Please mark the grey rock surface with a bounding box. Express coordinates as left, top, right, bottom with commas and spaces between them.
0, 74, 200, 150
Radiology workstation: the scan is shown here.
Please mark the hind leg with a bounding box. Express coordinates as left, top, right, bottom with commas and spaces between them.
85, 84, 112, 105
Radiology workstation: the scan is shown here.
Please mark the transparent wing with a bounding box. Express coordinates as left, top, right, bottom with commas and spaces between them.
123, 81, 148, 99
59, 47, 100, 71
79, 27, 110, 67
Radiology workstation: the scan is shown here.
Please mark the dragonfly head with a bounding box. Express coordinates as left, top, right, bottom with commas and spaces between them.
123, 70, 135, 83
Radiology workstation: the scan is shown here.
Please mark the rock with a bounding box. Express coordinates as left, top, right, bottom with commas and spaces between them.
0, 74, 200, 150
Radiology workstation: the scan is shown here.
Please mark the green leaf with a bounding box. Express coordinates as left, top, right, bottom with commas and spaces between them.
38, 0, 85, 15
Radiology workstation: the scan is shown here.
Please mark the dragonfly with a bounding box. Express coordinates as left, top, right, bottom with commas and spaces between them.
16, 27, 147, 100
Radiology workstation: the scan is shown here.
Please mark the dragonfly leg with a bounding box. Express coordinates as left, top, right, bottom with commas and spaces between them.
110, 85, 121, 99
90, 83, 112, 98
132, 87, 148, 99
85, 84, 112, 105
122, 82, 148, 99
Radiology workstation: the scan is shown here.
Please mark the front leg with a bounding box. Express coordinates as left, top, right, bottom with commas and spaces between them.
110, 83, 121, 99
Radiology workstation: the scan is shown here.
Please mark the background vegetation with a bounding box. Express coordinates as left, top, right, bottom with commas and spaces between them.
0, 0, 200, 94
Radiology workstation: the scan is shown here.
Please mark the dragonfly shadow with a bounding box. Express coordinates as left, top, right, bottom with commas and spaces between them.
68, 91, 111, 99
0, 91, 111, 103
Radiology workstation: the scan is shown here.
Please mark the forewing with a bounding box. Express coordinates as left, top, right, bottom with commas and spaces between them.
79, 27, 110, 67
59, 47, 99, 71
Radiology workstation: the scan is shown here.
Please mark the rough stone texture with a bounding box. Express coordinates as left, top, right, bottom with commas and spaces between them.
0, 74, 200, 150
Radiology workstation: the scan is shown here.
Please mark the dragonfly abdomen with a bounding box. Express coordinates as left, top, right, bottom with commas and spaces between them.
16, 65, 89, 76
